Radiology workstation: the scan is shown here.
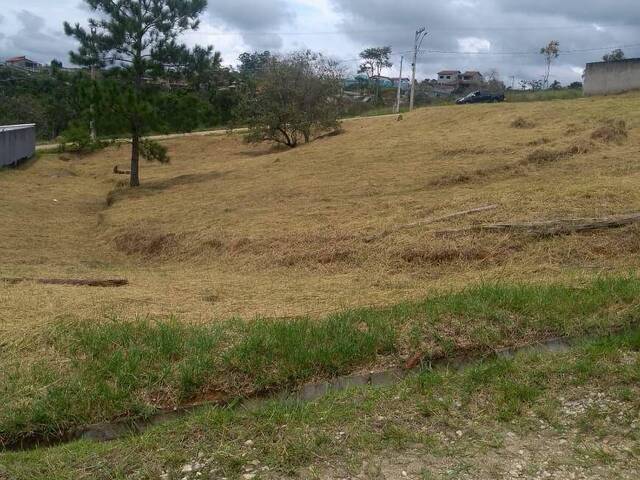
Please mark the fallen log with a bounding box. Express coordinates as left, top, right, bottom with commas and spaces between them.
364, 204, 498, 243
1, 278, 128, 287
436, 213, 640, 236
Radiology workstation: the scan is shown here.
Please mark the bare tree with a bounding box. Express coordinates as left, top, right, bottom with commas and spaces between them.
540, 41, 560, 89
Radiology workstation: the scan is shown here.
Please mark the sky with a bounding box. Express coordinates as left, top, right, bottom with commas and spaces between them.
1, 0, 640, 85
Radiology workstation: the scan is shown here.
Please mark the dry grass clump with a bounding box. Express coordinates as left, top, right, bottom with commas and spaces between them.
511, 117, 536, 129
429, 164, 516, 187
440, 146, 490, 156
527, 137, 551, 146
277, 247, 354, 267
396, 236, 522, 267
522, 148, 568, 165
113, 230, 180, 257
566, 139, 596, 155
591, 119, 628, 144
429, 173, 473, 187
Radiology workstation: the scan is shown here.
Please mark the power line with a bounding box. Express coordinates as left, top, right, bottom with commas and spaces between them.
184, 23, 640, 37
412, 42, 640, 57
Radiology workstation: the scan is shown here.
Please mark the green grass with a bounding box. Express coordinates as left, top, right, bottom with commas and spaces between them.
505, 88, 583, 103
1, 276, 640, 447
2, 327, 639, 479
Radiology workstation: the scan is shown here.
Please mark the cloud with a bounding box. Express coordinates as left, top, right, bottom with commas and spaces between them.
328, 0, 640, 83
458, 37, 491, 53
208, 0, 296, 50
0, 10, 74, 64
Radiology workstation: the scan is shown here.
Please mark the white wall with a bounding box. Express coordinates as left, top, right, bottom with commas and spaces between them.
584, 59, 640, 96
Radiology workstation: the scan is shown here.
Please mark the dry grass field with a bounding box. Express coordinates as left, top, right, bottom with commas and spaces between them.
2, 93, 640, 346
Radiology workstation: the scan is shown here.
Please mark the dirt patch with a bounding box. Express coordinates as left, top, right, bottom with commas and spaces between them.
591, 119, 628, 144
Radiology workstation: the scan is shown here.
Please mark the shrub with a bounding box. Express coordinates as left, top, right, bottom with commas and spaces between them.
58, 123, 108, 154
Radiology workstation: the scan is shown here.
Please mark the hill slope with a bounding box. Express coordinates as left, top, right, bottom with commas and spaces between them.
2, 94, 640, 341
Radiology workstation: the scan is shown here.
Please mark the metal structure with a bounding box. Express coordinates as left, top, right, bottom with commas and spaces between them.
0, 124, 36, 167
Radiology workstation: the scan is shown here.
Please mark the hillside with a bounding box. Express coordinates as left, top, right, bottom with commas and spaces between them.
2, 93, 640, 343
2, 92, 640, 475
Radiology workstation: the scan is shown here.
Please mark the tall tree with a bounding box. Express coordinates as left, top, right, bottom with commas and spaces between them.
64, 0, 208, 187
540, 40, 560, 89
603, 49, 625, 62
358, 46, 392, 100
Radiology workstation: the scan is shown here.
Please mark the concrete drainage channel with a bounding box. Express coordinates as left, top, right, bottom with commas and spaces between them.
5, 334, 587, 452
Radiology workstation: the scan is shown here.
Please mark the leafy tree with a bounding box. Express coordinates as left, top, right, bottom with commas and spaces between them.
550, 80, 562, 90
358, 46, 392, 100
64, 0, 209, 187
238, 51, 273, 77
520, 79, 544, 91
540, 40, 560, 89
568, 81, 583, 89
603, 49, 625, 62
237, 51, 343, 148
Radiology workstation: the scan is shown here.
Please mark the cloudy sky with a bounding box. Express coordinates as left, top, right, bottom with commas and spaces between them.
1, 0, 640, 85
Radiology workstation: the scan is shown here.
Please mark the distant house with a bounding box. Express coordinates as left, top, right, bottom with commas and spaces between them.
4, 56, 42, 72
460, 71, 484, 87
437, 70, 485, 89
438, 70, 461, 85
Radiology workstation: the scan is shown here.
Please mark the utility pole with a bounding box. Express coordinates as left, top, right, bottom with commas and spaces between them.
90, 26, 97, 141
410, 27, 428, 111
395, 56, 404, 114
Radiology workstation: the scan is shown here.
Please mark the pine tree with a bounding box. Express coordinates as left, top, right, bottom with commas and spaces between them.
64, 0, 208, 186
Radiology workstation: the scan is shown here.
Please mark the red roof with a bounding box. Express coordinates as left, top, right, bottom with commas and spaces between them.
463, 71, 482, 76
438, 70, 460, 75
6, 56, 27, 63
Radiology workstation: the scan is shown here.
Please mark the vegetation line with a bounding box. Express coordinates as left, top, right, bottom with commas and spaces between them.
0, 330, 592, 452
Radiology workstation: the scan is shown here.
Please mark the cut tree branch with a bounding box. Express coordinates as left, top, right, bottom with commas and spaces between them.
364, 205, 499, 243
1, 278, 129, 287
436, 213, 640, 236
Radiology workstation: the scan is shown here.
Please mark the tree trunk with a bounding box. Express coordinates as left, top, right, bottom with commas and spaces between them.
130, 129, 140, 187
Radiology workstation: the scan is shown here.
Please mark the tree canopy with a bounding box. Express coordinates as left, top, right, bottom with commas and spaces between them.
237, 51, 343, 148
603, 49, 625, 62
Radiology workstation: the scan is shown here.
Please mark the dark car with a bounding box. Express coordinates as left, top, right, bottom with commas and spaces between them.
456, 91, 505, 104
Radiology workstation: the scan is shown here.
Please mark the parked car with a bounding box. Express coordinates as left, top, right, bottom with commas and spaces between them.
456, 91, 505, 104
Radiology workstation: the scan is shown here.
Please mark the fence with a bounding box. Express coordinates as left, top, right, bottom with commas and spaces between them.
0, 124, 36, 167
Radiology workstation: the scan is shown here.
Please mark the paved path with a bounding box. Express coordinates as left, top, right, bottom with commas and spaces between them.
36, 113, 400, 152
